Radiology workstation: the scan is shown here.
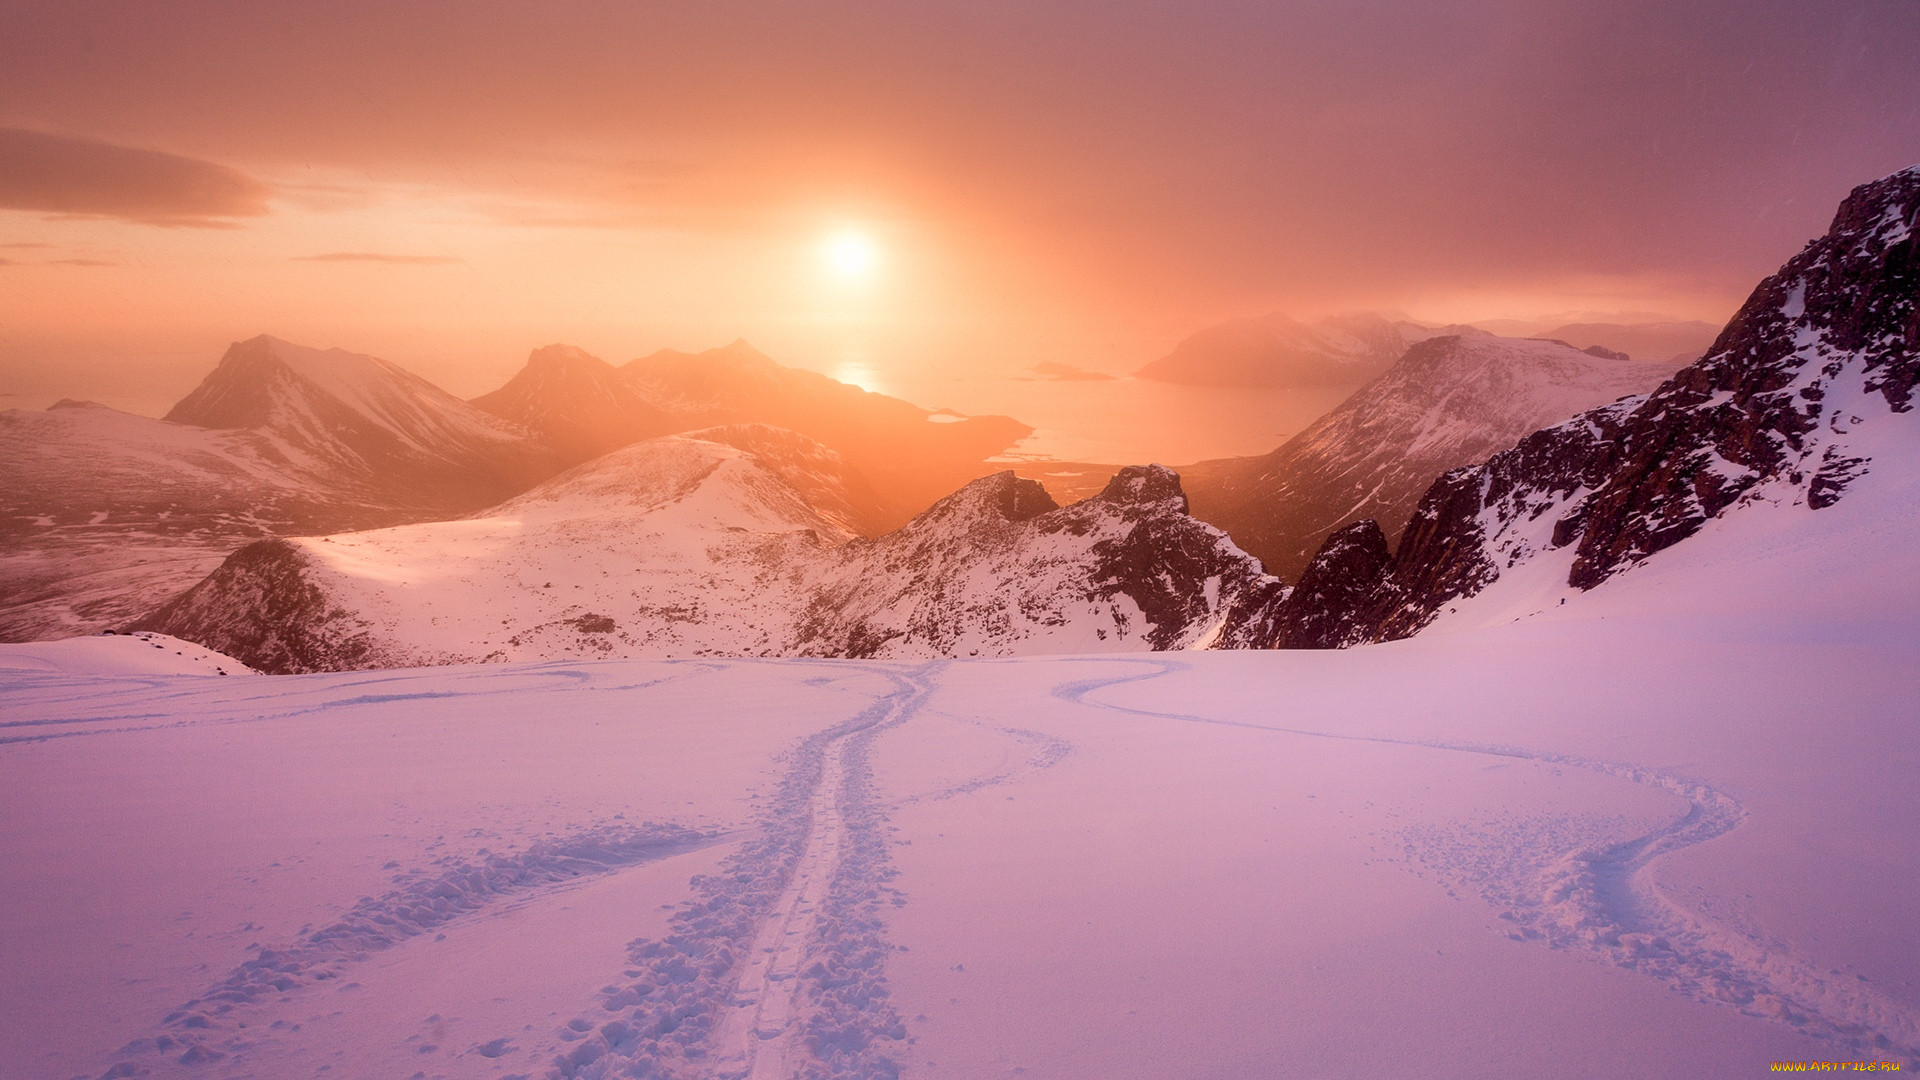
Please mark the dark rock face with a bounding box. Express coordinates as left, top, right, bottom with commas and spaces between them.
130, 540, 423, 674
1263, 521, 1393, 649
1249, 165, 1920, 645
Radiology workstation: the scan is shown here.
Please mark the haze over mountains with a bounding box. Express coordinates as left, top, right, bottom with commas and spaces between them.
5, 165, 1916, 673
0, 337, 1028, 641
1134, 311, 1486, 390
137, 164, 1920, 668
0, 337, 560, 640
472, 339, 1030, 528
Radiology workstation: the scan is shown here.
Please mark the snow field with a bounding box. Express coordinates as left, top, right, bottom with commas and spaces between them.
4, 476, 1916, 1079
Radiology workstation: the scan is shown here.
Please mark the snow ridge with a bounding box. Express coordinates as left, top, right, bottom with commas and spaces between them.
1055, 656, 1920, 1061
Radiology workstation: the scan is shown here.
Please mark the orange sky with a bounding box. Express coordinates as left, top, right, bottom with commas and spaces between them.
3, 0, 1918, 415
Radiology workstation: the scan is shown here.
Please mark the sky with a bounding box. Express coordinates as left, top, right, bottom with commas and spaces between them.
2, 0, 1918, 415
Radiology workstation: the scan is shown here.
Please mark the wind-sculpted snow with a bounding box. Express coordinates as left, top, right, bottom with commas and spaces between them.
108, 822, 715, 1074
1056, 657, 1920, 1063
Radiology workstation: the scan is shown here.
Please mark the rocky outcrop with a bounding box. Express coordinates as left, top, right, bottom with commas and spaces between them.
129, 539, 427, 674
798, 465, 1283, 658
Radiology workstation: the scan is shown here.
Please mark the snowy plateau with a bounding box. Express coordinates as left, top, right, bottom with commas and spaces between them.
3, 169, 1919, 1079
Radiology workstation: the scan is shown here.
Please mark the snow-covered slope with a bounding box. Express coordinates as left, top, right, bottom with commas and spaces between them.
1184, 334, 1676, 579
1135, 311, 1487, 389
135, 435, 1278, 671
7, 512, 1915, 1077
473, 339, 1030, 529
167, 334, 555, 507
0, 337, 561, 643
130, 432, 850, 671
0, 630, 254, 675
1261, 164, 1920, 646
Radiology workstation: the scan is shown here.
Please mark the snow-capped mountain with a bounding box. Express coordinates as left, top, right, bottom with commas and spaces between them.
1258, 164, 1920, 647
166, 335, 555, 508
133, 431, 1277, 672
1182, 335, 1678, 580
0, 336, 558, 642
474, 339, 1031, 528
1135, 311, 1487, 389
794, 465, 1281, 658
467, 343, 677, 464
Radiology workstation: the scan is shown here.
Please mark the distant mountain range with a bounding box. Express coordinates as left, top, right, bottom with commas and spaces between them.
0, 337, 1027, 641
0, 337, 559, 640
1136, 311, 1714, 391
1479, 320, 1723, 365
473, 339, 1030, 527
1180, 335, 1679, 580
1134, 312, 1486, 390
11, 166, 1915, 664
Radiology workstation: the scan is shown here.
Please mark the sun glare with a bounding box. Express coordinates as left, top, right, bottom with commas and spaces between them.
822, 230, 880, 280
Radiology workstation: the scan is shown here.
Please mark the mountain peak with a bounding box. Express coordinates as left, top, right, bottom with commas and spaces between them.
917, 470, 1060, 530
524, 343, 612, 372
1092, 464, 1188, 511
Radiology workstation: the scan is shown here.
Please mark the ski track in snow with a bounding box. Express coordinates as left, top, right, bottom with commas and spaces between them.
549, 662, 938, 1080
1053, 656, 1920, 1061
105, 822, 721, 1076
18, 658, 1075, 1079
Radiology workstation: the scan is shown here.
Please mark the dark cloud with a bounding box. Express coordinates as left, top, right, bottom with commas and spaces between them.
291, 252, 461, 264
0, 128, 270, 226
50, 257, 116, 266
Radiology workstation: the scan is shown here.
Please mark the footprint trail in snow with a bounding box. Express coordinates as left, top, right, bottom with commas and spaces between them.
1055, 657, 1920, 1062
551, 662, 942, 1080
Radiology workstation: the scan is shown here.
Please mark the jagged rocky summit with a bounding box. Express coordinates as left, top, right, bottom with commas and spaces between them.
1257, 164, 1920, 647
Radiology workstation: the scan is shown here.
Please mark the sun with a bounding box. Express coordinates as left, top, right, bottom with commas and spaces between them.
822, 230, 879, 280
